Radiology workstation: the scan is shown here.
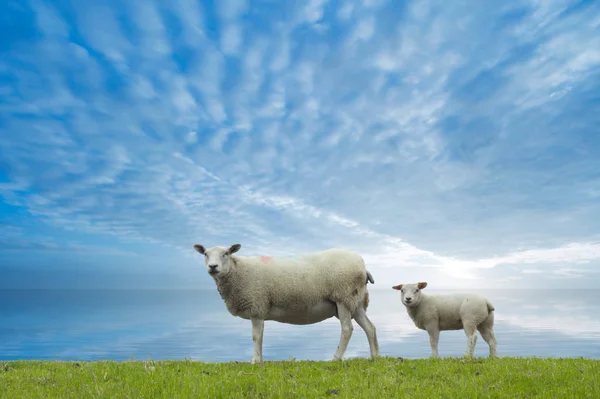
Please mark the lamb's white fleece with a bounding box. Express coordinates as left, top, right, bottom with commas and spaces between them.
393, 282, 497, 358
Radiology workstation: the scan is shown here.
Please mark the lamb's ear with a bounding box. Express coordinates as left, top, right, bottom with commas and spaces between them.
193, 244, 206, 255
228, 244, 241, 254
418, 282, 427, 290
392, 284, 403, 290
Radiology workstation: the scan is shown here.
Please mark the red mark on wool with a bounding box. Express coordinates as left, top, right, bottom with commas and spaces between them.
260, 256, 273, 263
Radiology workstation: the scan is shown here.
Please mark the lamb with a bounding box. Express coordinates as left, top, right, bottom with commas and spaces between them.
392, 282, 497, 358
194, 243, 380, 363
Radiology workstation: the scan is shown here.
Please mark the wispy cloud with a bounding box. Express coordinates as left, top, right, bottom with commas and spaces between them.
1, 0, 599, 288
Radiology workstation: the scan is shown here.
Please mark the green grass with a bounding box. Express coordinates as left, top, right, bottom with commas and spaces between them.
1, 357, 599, 398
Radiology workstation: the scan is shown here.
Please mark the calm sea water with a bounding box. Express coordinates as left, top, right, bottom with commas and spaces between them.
1, 289, 599, 361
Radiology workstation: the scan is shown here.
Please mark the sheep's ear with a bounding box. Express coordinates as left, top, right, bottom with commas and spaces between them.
228, 244, 241, 254
193, 244, 206, 255
418, 282, 427, 290
392, 284, 403, 290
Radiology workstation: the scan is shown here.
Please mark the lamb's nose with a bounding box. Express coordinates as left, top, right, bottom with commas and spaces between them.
208, 264, 218, 270
405, 297, 412, 302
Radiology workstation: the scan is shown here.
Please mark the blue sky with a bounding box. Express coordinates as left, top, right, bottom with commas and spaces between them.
1, 0, 599, 289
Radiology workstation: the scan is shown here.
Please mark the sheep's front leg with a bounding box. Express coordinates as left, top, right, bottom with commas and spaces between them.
251, 318, 264, 364
425, 324, 440, 358
332, 303, 353, 361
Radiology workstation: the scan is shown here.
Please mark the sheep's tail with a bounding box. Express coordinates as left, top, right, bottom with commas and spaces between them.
366, 270, 374, 284
486, 299, 495, 313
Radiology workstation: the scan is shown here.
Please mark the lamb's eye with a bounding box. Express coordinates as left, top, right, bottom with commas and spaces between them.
415, 289, 419, 293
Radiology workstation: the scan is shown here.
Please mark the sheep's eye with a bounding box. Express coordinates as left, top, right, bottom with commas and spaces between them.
415, 289, 419, 293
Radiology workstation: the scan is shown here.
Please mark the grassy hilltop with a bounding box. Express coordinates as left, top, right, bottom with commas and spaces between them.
1, 357, 599, 398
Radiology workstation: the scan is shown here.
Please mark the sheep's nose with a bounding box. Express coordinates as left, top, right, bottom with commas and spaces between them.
405, 297, 412, 302
208, 264, 218, 270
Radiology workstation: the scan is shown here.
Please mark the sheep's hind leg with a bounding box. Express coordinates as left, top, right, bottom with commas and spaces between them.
353, 306, 380, 358
332, 303, 353, 361
477, 313, 497, 358
463, 324, 478, 358
251, 318, 264, 364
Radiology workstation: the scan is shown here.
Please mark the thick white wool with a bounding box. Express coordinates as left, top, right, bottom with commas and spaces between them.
393, 282, 498, 358
194, 243, 380, 363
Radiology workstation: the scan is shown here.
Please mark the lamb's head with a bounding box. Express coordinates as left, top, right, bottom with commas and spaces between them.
392, 282, 427, 308
193, 243, 241, 277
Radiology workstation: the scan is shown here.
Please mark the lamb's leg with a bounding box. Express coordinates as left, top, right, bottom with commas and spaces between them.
464, 324, 478, 358
353, 306, 380, 358
332, 303, 353, 361
251, 318, 264, 364
425, 323, 440, 358
477, 314, 497, 358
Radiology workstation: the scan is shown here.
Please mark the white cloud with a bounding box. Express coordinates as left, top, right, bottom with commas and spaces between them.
130, 0, 172, 58
269, 32, 291, 72
216, 0, 248, 21
32, 0, 69, 38
1, 0, 600, 290
495, 243, 600, 265
552, 268, 590, 279
337, 2, 354, 21
185, 131, 198, 144
363, 0, 387, 8
70, 3, 132, 71
521, 269, 543, 274
169, 0, 206, 42
348, 16, 375, 43
221, 23, 243, 56
303, 0, 328, 24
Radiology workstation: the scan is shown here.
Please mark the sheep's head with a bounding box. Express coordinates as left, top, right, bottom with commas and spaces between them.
193, 243, 241, 277
392, 282, 427, 308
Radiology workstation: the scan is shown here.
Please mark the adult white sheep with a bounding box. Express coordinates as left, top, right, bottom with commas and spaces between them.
194, 243, 380, 363
392, 282, 497, 358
